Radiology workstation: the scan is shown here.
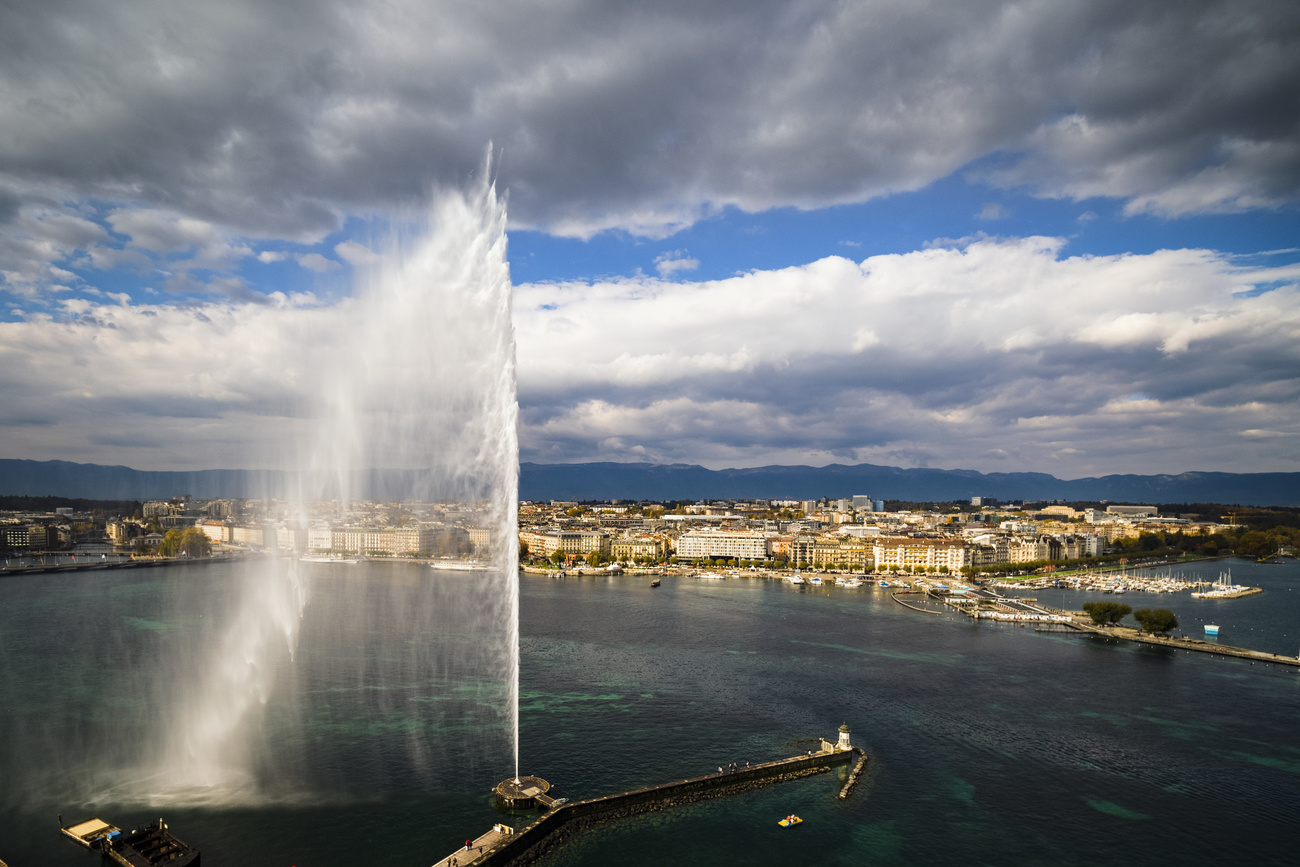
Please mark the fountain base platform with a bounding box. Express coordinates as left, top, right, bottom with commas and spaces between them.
494, 775, 557, 808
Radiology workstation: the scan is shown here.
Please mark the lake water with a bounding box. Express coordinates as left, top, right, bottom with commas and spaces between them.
2, 557, 1298, 865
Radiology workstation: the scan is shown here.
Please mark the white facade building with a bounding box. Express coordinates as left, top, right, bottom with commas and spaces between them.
675, 530, 772, 561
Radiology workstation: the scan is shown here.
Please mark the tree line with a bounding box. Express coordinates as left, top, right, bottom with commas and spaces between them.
1082, 601, 1179, 634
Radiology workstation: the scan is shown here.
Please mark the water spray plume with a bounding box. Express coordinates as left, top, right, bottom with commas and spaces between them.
132, 151, 519, 804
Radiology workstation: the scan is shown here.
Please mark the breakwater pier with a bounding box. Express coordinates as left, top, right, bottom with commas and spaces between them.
433, 732, 866, 867
1, 552, 254, 576
1056, 619, 1300, 667
901, 584, 1300, 669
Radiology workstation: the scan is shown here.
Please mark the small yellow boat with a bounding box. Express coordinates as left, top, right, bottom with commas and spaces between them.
778, 815, 802, 827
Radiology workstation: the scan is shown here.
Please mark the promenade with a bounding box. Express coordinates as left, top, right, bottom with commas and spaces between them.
1059, 617, 1300, 667
433, 740, 864, 867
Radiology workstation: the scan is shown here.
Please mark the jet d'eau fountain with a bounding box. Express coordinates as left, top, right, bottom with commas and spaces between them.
15, 161, 522, 807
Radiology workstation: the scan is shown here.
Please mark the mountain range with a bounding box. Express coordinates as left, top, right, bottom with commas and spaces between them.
1, 459, 1297, 507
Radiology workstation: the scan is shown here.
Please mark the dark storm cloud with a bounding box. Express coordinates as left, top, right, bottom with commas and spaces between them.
1, 0, 1297, 247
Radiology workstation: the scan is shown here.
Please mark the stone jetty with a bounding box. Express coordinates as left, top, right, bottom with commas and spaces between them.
433, 730, 866, 867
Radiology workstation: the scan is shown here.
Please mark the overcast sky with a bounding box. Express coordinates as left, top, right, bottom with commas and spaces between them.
2, 0, 1298, 477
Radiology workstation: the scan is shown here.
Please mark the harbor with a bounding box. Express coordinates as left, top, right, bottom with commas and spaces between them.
4, 558, 1300, 866
913, 579, 1300, 668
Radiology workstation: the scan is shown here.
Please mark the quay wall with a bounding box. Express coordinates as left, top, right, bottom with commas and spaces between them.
477, 748, 862, 866
0, 554, 251, 577
1066, 621, 1300, 667
891, 591, 943, 615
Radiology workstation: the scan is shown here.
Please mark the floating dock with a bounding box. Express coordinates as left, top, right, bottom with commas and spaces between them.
61, 817, 199, 866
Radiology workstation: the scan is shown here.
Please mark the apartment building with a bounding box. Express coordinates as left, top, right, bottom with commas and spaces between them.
675, 530, 771, 561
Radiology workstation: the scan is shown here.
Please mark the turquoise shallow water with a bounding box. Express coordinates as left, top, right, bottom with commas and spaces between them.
2, 558, 1298, 865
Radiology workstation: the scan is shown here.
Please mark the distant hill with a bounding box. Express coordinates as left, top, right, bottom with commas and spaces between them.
517, 462, 1300, 506
1, 458, 1297, 507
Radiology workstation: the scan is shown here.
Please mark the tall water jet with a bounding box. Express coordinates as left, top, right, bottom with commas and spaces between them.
141, 158, 519, 803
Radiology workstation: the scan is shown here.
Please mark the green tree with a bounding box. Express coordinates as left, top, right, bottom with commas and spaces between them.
1133, 608, 1179, 634
158, 529, 184, 557
156, 527, 210, 558
1082, 601, 1132, 626
180, 526, 211, 557
1235, 531, 1272, 559
1137, 531, 1164, 551
550, 549, 565, 565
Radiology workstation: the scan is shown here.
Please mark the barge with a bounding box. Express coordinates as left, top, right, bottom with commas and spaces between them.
62, 817, 199, 866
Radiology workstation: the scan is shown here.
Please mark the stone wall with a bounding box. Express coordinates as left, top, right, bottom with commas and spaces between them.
478, 747, 863, 866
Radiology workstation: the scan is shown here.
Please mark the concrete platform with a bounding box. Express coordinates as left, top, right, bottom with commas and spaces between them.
494, 776, 554, 808
431, 825, 514, 867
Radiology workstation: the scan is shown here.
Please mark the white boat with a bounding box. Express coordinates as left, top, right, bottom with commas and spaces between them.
787, 574, 806, 585
839, 577, 863, 588
1191, 569, 1255, 599
430, 560, 491, 571
808, 576, 823, 585
1204, 624, 1220, 636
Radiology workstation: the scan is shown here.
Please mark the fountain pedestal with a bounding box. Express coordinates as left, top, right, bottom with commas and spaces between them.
494, 775, 555, 808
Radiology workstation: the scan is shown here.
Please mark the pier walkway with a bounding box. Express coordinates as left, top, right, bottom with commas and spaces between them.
1, 553, 252, 576
432, 826, 515, 867
1059, 618, 1300, 667
435, 741, 864, 867
891, 591, 944, 615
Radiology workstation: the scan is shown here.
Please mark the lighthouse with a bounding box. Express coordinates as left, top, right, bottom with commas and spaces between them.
837, 723, 852, 751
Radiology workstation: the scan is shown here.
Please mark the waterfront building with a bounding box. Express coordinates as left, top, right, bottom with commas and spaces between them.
675, 530, 772, 562
276, 523, 307, 552
872, 537, 970, 571
199, 521, 229, 544
307, 525, 333, 551
468, 526, 492, 553
229, 524, 276, 548
811, 539, 872, 569
329, 526, 437, 556
519, 527, 611, 559
610, 536, 667, 561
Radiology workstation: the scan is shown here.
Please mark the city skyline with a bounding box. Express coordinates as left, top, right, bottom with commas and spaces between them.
1, 1, 1298, 477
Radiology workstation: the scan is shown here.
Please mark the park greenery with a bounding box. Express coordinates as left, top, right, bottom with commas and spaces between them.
1082, 601, 1132, 626
1133, 608, 1180, 634
157, 527, 211, 558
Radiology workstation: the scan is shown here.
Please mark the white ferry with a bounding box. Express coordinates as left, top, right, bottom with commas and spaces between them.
430, 560, 490, 572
